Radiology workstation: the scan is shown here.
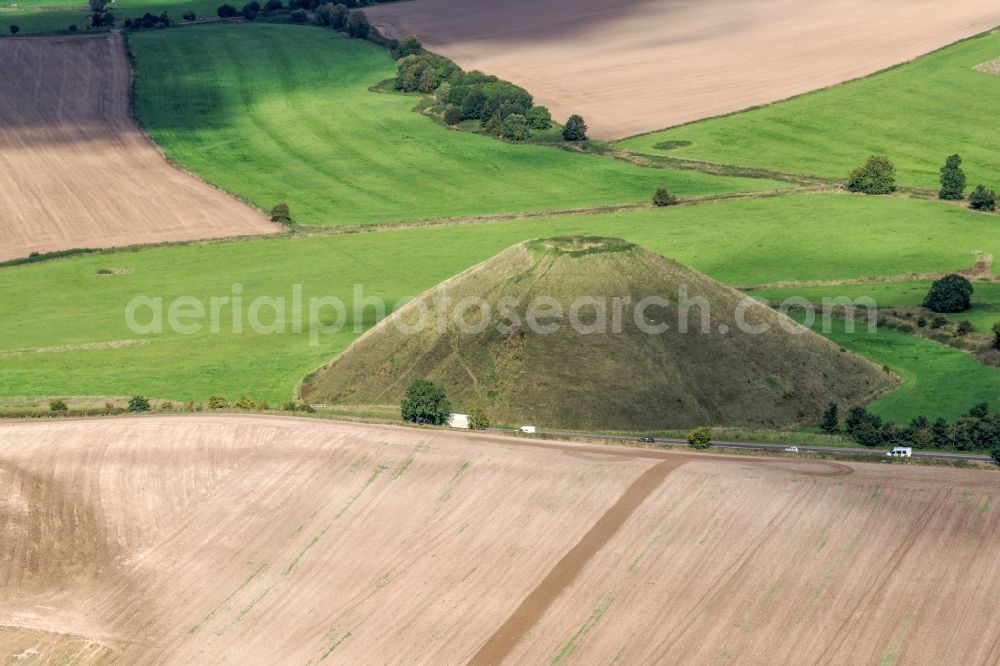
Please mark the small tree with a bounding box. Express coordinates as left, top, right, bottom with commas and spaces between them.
932, 417, 951, 447
395, 35, 422, 58
820, 403, 839, 434
939, 154, 966, 200
270, 202, 291, 223
182, 10, 195, 19
468, 408, 490, 430
652, 188, 678, 207
234, 396, 256, 409
128, 396, 151, 412
499, 114, 530, 141
923, 274, 973, 313
969, 185, 997, 212
687, 426, 712, 450
525, 106, 552, 130
956, 320, 975, 336
208, 395, 228, 409
50, 399, 68, 412
346, 10, 369, 38
9, 24, 20, 35
401, 379, 451, 425
846, 155, 896, 195
217, 3, 238, 17
562, 114, 588, 141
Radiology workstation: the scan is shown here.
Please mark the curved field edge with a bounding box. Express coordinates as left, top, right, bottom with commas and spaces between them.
0, 194, 997, 422
128, 23, 785, 229
618, 28, 1000, 191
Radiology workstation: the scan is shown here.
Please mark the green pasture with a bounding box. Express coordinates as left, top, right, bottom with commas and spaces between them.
129, 24, 781, 228
1, 194, 998, 415
619, 28, 1000, 191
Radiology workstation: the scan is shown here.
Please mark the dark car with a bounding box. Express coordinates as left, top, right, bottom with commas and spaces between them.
638, 436, 656, 444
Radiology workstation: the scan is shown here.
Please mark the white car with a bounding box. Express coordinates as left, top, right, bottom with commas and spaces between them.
887, 446, 913, 458
784, 446, 799, 453
519, 425, 537, 434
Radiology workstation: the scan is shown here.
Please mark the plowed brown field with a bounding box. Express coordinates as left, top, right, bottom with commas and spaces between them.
1, 416, 998, 664
0, 34, 276, 263
366, 0, 1000, 139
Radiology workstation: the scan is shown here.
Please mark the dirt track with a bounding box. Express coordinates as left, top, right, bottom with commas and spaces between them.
0, 34, 276, 263
366, 0, 1000, 139
1, 415, 999, 663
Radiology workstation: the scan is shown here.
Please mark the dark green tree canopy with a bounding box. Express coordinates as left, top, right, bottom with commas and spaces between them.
846, 155, 896, 195
923, 274, 973, 313
939, 153, 966, 200
562, 115, 588, 141
969, 184, 997, 212
401, 380, 452, 425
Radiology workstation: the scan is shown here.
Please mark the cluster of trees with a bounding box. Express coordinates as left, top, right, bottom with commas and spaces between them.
848, 153, 997, 213
822, 401, 1000, 460
123, 11, 171, 30
89, 0, 115, 27
314, 3, 370, 37
389, 42, 588, 143
939, 153, 997, 211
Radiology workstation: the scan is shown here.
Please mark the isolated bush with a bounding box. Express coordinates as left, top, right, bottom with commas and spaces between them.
993, 321, 1000, 350
956, 320, 975, 336
969, 185, 997, 212
930, 315, 948, 329
282, 400, 298, 411
499, 114, 530, 141
9, 24, 20, 35
234, 396, 256, 410
401, 379, 451, 425
939, 154, 966, 200
923, 274, 973, 313
686, 426, 712, 450
217, 3, 238, 17
652, 188, 678, 207
50, 399, 68, 412
128, 396, 151, 413
820, 402, 839, 434
442, 105, 464, 125
269, 202, 291, 223
525, 105, 552, 130
346, 10, 369, 38
208, 395, 228, 409
916, 315, 928, 328
299, 403, 316, 413
68, 24, 78, 31
846, 155, 896, 195
468, 408, 490, 430
562, 114, 588, 141
290, 7, 307, 21
182, 10, 195, 19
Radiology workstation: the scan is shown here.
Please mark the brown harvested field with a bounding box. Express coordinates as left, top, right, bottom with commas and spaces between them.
0, 34, 276, 264
1, 416, 999, 663
366, 0, 1000, 139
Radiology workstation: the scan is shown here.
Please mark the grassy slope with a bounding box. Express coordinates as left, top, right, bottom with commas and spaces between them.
0, 0, 218, 34
130, 24, 780, 228
0, 194, 997, 414
619, 29, 1000, 190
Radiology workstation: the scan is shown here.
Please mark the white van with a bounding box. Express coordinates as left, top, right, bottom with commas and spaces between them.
887, 446, 913, 458
519, 425, 537, 434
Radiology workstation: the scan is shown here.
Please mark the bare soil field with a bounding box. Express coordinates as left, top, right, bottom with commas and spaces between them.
0, 34, 275, 263
1, 416, 998, 663
366, 0, 1000, 139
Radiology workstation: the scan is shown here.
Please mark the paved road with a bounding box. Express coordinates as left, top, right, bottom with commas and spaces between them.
501, 428, 997, 465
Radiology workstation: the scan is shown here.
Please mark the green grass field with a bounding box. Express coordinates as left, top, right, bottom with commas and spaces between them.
1, 194, 998, 417
129, 24, 781, 228
0, 0, 217, 34
619, 28, 1000, 190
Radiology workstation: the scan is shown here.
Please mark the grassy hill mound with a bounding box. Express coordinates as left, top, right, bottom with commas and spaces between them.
302, 237, 893, 430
